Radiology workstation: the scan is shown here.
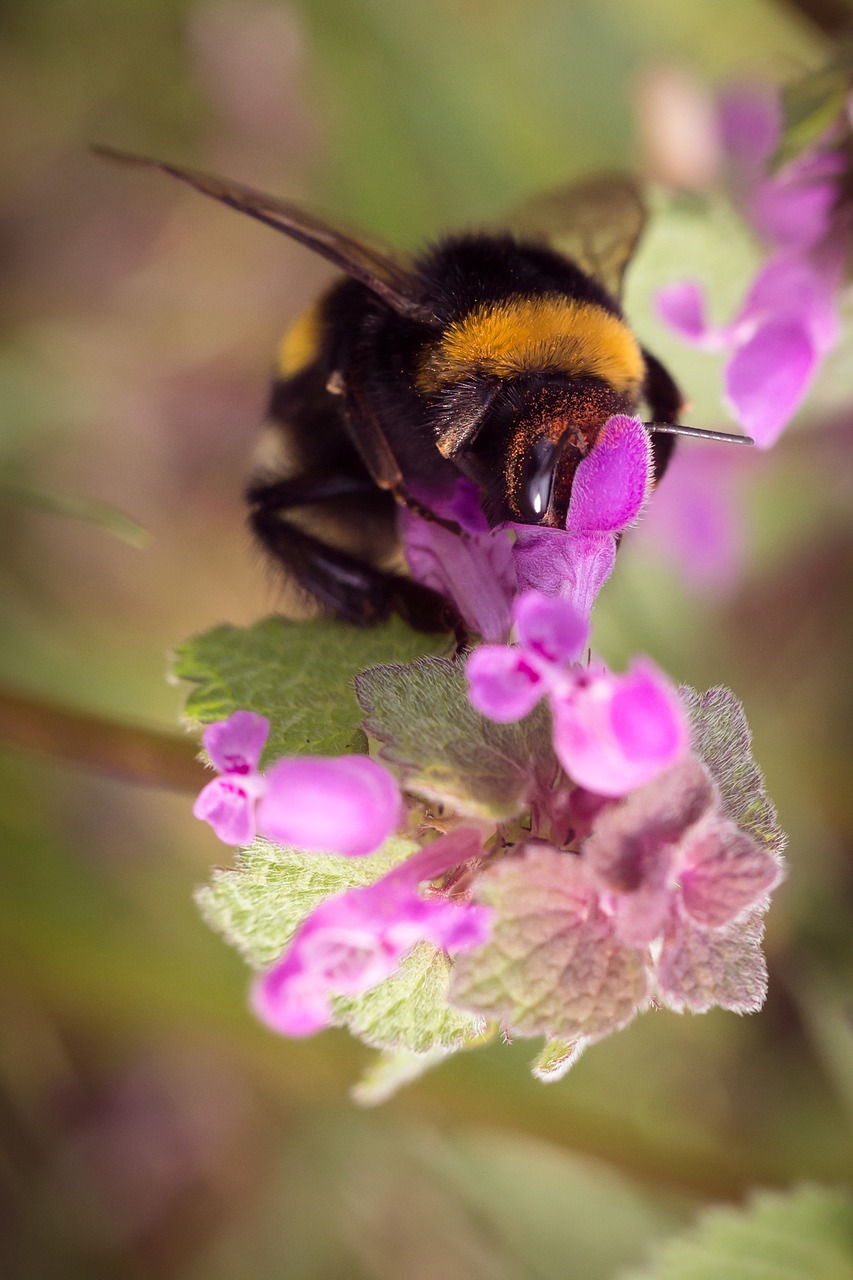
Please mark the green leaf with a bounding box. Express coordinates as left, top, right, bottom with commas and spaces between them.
351, 1045, 457, 1106
173, 615, 450, 760
773, 61, 851, 170
450, 845, 649, 1041
622, 1185, 853, 1280
196, 834, 483, 1053
682, 686, 786, 861
355, 656, 556, 819
196, 835, 415, 969
0, 475, 149, 547
336, 943, 485, 1054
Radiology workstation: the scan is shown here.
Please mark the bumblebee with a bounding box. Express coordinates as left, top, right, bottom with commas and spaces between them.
97, 149, 750, 629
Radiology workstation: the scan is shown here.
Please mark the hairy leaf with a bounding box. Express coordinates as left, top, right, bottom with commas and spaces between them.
682, 685, 786, 862
530, 1036, 588, 1082
355, 656, 556, 819
196, 836, 415, 969
657, 909, 768, 1015
197, 834, 481, 1052
451, 845, 649, 1040
174, 615, 449, 761
623, 1185, 853, 1280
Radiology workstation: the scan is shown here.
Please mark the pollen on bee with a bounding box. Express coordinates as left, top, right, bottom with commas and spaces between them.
418, 295, 645, 395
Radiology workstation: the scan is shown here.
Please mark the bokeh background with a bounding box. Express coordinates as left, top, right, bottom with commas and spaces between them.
2, 1, 853, 1276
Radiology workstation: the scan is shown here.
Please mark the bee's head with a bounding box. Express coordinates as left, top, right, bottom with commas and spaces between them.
460, 377, 636, 527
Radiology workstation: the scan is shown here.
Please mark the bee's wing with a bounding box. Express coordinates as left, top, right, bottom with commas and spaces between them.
505, 173, 646, 301
93, 147, 434, 323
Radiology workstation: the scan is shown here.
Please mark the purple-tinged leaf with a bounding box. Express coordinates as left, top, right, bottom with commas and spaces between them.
450, 845, 650, 1041
681, 686, 786, 864
680, 816, 783, 927
657, 909, 768, 1014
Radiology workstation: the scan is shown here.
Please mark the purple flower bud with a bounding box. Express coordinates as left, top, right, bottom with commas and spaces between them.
256, 755, 401, 857
251, 827, 491, 1037
552, 660, 688, 797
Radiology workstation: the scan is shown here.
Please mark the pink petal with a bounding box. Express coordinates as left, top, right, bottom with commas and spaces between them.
566, 416, 653, 534
724, 317, 818, 447
202, 710, 269, 775
552, 660, 688, 797
737, 255, 838, 348
256, 755, 401, 857
718, 85, 779, 169
466, 645, 546, 722
510, 527, 617, 621
748, 172, 839, 251
401, 507, 516, 643
656, 282, 728, 350
513, 592, 588, 667
193, 774, 260, 846
251, 961, 339, 1037
679, 817, 783, 927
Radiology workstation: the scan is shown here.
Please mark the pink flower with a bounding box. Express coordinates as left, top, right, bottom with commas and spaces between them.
402, 417, 653, 635
552, 661, 689, 798
251, 827, 492, 1036
720, 84, 844, 252
192, 710, 269, 845
193, 711, 402, 856
657, 82, 847, 448
401, 479, 517, 642
508, 415, 653, 618
257, 755, 401, 857
657, 249, 842, 447
466, 591, 687, 796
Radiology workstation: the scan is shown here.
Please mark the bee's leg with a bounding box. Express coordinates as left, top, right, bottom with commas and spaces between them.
339, 372, 461, 533
246, 474, 457, 631
642, 348, 684, 484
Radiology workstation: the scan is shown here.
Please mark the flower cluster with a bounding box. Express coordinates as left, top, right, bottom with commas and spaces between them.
191, 586, 784, 1070
657, 83, 847, 447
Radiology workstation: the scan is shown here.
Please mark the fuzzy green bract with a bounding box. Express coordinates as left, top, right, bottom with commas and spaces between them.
355, 656, 556, 820
622, 1185, 853, 1280
173, 615, 449, 761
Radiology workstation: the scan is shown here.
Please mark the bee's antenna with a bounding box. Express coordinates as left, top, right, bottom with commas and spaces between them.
644, 422, 754, 446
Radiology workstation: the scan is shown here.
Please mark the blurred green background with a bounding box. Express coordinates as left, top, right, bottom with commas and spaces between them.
2, 1, 853, 1276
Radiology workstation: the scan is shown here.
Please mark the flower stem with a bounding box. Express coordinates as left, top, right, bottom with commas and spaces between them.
0, 685, 207, 791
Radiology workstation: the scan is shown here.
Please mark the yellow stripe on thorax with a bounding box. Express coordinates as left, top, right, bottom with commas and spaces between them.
418, 295, 644, 394
277, 301, 323, 379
